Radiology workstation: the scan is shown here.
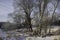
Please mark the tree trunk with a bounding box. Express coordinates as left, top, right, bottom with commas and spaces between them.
25, 11, 33, 32
28, 16, 33, 32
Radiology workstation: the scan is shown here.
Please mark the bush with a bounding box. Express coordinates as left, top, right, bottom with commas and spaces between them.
2, 22, 17, 31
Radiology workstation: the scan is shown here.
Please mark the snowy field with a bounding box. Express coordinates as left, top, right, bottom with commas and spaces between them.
26, 35, 60, 40
0, 26, 60, 40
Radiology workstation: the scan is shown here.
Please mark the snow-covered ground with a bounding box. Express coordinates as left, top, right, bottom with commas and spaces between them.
26, 35, 60, 40
51, 26, 60, 32
0, 29, 7, 37
0, 26, 60, 40
26, 37, 53, 40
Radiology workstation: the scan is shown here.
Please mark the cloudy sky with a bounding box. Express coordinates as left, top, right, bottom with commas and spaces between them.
0, 0, 13, 22
0, 0, 60, 22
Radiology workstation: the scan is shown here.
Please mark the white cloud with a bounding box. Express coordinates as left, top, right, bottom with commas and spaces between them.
0, 0, 14, 22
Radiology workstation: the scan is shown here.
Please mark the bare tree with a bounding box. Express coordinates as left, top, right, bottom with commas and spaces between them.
11, 0, 35, 32
48, 0, 60, 33
35, 0, 48, 35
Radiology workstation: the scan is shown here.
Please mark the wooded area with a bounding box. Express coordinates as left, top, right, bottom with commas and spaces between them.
0, 0, 60, 37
